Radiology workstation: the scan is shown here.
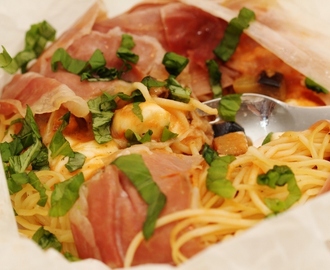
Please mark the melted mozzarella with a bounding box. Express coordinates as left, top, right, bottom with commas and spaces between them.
111, 101, 172, 141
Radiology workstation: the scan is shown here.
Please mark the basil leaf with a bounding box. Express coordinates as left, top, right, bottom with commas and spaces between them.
305, 77, 329, 94
32, 144, 50, 170
214, 7, 255, 62
0, 46, 18, 73
262, 132, 273, 145
160, 126, 178, 142
116, 34, 139, 64
88, 93, 116, 144
120, 33, 136, 50
9, 139, 42, 173
125, 129, 153, 145
32, 227, 62, 252
49, 172, 84, 217
206, 59, 222, 98
132, 102, 143, 122
88, 49, 107, 70
6, 171, 26, 195
257, 165, 301, 213
162, 52, 189, 77
201, 144, 219, 166
218, 94, 242, 122
112, 154, 166, 240
206, 155, 236, 198
0, 138, 24, 162
141, 76, 167, 89
1, 20, 56, 74
166, 76, 191, 103
49, 112, 74, 158
51, 48, 87, 74
64, 252, 80, 262
65, 152, 86, 172
28, 171, 48, 207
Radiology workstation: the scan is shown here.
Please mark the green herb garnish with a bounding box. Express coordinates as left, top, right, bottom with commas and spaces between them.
1, 20, 56, 73
49, 172, 84, 217
32, 227, 62, 252
112, 154, 166, 240
206, 59, 222, 98
257, 165, 301, 213
218, 94, 242, 122
214, 7, 255, 62
305, 77, 329, 94
202, 144, 236, 198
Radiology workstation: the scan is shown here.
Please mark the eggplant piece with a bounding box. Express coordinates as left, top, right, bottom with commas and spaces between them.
258, 70, 283, 88
212, 121, 244, 138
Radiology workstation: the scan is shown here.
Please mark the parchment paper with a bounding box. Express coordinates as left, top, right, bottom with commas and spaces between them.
1, 1, 330, 269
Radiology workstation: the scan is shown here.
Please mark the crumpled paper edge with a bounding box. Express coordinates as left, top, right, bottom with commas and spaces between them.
1, 1, 330, 270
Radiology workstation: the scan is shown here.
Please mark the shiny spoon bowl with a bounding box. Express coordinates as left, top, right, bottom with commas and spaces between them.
202, 93, 330, 143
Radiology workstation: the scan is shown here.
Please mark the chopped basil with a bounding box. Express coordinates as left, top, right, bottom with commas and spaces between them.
141, 76, 167, 89
166, 76, 191, 103
262, 132, 273, 145
88, 93, 117, 144
202, 144, 236, 198
201, 144, 219, 165
218, 94, 242, 122
132, 102, 143, 122
49, 113, 74, 158
49, 112, 86, 171
1, 20, 56, 73
32, 227, 62, 252
88, 91, 145, 144
112, 154, 166, 240
206, 59, 222, 98
125, 129, 153, 145
214, 7, 255, 62
66, 152, 86, 173
8, 172, 29, 194
49, 172, 84, 217
257, 165, 301, 213
51, 34, 138, 82
142, 75, 191, 103
28, 171, 48, 207
64, 252, 80, 262
305, 77, 329, 94
116, 34, 139, 64
160, 126, 178, 142
0, 46, 17, 74
162, 52, 189, 77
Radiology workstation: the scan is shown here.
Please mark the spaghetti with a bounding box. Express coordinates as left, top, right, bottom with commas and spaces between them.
1, 0, 330, 268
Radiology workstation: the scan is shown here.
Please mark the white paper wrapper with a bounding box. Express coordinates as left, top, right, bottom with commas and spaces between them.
1, 1, 330, 270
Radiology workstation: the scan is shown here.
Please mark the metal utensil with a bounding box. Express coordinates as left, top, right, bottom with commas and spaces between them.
202, 93, 330, 142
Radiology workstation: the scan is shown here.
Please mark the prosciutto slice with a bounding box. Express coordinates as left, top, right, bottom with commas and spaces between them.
36, 27, 169, 99
0, 72, 88, 117
30, 0, 107, 74
69, 150, 205, 268
93, 2, 229, 100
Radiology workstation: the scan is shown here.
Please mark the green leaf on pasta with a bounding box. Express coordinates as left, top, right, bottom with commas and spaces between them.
112, 154, 166, 240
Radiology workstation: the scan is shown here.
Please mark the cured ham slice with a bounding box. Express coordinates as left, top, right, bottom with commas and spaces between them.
0, 72, 88, 117
70, 150, 205, 268
33, 27, 170, 100
93, 3, 168, 49
93, 2, 229, 100
30, 0, 107, 74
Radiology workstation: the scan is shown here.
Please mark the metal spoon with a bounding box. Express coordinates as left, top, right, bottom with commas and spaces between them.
202, 93, 330, 143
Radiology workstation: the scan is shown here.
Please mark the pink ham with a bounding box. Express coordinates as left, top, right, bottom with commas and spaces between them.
30, 0, 106, 74
93, 2, 230, 99
0, 72, 88, 117
93, 3, 169, 50
35, 28, 169, 99
70, 150, 205, 268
